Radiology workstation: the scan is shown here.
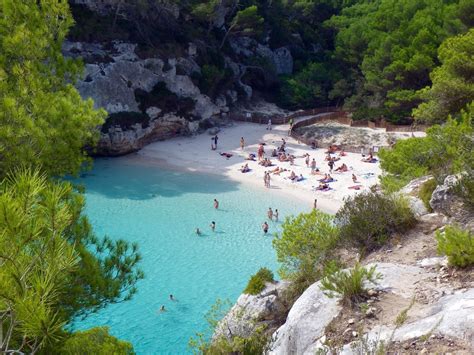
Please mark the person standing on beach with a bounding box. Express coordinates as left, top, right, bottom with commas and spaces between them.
274, 209, 279, 222
266, 172, 271, 188
288, 118, 293, 136
240, 137, 245, 150
267, 118, 272, 130
313, 199, 318, 209
328, 159, 335, 173
267, 207, 273, 221
305, 154, 310, 168
214, 135, 218, 148
311, 158, 316, 173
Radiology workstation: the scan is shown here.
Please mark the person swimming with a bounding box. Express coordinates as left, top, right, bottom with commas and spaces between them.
262, 221, 269, 234
196, 228, 201, 235
210, 221, 215, 232
169, 294, 175, 301
159, 305, 166, 312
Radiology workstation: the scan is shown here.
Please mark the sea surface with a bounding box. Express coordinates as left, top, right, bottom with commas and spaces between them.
74, 157, 307, 354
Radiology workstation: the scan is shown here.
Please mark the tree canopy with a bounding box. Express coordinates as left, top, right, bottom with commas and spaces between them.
0, 0, 106, 177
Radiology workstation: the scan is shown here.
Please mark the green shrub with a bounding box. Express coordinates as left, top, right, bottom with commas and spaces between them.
321, 263, 382, 306
190, 326, 269, 355
436, 225, 474, 268
244, 267, 274, 295
61, 327, 134, 354
418, 178, 437, 211
335, 191, 416, 255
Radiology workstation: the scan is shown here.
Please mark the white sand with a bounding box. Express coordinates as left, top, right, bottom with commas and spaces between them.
138, 121, 385, 214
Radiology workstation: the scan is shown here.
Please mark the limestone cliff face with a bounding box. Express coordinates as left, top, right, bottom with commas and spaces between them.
66, 1, 295, 156
64, 41, 227, 155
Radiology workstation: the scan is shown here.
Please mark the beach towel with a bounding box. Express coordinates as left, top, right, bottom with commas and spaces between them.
348, 185, 363, 190
363, 158, 378, 163
220, 152, 233, 159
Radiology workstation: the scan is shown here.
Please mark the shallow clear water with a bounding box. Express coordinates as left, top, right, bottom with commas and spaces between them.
74, 157, 306, 354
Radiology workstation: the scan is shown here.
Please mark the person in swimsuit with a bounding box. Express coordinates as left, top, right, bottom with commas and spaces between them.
240, 137, 245, 150
313, 199, 318, 209
196, 228, 201, 235
262, 222, 269, 234
210, 221, 215, 232
274, 209, 279, 222
213, 199, 219, 209
267, 207, 273, 221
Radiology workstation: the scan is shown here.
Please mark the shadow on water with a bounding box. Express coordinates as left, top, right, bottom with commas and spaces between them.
74, 157, 241, 200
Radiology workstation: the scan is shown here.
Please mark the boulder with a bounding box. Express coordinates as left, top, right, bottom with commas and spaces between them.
400, 176, 434, 218
430, 175, 473, 230
267, 281, 341, 354
97, 114, 192, 156
341, 288, 474, 353
213, 281, 290, 341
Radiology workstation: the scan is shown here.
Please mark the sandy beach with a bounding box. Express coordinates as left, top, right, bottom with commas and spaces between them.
136, 121, 402, 214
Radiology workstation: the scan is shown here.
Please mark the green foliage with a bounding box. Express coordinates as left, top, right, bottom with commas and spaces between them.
380, 105, 474, 191
280, 62, 341, 109
191, 326, 269, 355
414, 29, 474, 123
321, 263, 382, 306
0, 0, 106, 177
273, 209, 339, 278
0, 168, 142, 352
436, 225, 474, 268
336, 191, 416, 254
60, 327, 134, 355
244, 267, 274, 295
328, 0, 468, 122
220, 5, 264, 48
418, 178, 437, 212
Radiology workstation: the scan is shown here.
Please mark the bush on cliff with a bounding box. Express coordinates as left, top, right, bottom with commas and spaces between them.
336, 191, 416, 255
436, 225, 474, 268
273, 210, 340, 302
321, 263, 381, 306
418, 178, 437, 212
244, 267, 274, 295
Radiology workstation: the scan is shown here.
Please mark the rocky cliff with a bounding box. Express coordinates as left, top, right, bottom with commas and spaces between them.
66, 1, 295, 155
213, 176, 474, 354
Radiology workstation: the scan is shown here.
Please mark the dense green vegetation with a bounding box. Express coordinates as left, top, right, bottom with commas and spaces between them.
379, 104, 474, 192
0, 1, 142, 353
0, 0, 106, 177
69, 0, 474, 123
336, 191, 416, 255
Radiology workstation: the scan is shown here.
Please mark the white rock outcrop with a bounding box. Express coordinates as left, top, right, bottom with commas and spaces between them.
214, 282, 290, 341
341, 288, 474, 353
267, 281, 341, 355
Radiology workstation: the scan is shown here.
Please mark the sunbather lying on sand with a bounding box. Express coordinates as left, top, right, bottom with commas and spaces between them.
220, 152, 233, 159
352, 174, 359, 183
362, 153, 377, 162
319, 174, 334, 183
315, 182, 330, 191
245, 153, 256, 161
239, 164, 250, 173
335, 163, 348, 172
271, 167, 287, 175
259, 158, 273, 167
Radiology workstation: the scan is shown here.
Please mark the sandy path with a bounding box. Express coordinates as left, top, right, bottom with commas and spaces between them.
138, 121, 383, 214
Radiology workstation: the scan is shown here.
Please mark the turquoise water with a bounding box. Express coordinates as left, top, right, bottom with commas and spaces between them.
74, 157, 306, 354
